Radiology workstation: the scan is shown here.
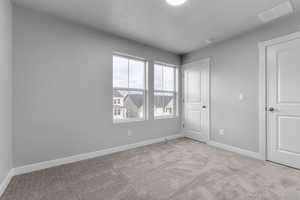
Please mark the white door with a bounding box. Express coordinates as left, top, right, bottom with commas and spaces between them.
267, 36, 300, 169
183, 58, 210, 142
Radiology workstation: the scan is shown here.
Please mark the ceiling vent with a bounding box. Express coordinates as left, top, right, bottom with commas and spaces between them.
258, 1, 294, 23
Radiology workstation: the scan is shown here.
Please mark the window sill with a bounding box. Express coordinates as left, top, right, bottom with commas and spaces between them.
154, 116, 178, 120
113, 118, 145, 124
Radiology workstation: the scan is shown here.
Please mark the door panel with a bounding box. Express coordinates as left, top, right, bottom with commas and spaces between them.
183, 58, 210, 142
267, 37, 300, 169
186, 71, 201, 103
278, 116, 300, 154
277, 44, 300, 103
186, 110, 201, 131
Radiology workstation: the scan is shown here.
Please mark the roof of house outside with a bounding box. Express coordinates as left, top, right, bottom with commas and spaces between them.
124, 94, 173, 108
113, 90, 123, 98
154, 95, 173, 108
124, 94, 144, 108
114, 91, 173, 109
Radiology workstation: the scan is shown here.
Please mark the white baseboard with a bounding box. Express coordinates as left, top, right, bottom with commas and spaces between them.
14, 134, 184, 176
207, 141, 263, 160
0, 169, 14, 198
184, 132, 209, 143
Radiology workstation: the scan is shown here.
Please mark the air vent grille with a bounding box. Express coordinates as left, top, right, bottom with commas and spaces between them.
258, 1, 293, 23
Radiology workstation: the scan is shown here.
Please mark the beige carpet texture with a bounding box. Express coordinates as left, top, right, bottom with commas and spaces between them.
1, 138, 300, 200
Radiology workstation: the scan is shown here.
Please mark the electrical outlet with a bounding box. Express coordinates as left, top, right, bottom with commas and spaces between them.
219, 129, 225, 135
127, 130, 132, 137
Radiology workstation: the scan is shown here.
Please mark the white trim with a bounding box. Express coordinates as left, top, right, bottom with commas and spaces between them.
113, 88, 145, 92
113, 52, 147, 62
153, 90, 176, 93
113, 118, 145, 124
207, 58, 211, 141
185, 131, 208, 142
258, 43, 267, 161
207, 141, 263, 160
154, 61, 178, 68
13, 134, 184, 176
258, 31, 300, 48
182, 57, 211, 68
154, 116, 178, 120
0, 169, 14, 198
258, 31, 300, 161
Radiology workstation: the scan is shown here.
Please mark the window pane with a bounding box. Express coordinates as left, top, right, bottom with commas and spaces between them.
163, 66, 174, 91
113, 90, 144, 121
129, 59, 144, 89
113, 56, 128, 88
154, 64, 163, 90
154, 92, 175, 117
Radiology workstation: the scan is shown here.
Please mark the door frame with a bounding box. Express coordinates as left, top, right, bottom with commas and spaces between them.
181, 57, 211, 142
258, 31, 300, 161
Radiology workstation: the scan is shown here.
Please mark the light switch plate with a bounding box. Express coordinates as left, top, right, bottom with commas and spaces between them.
239, 93, 244, 101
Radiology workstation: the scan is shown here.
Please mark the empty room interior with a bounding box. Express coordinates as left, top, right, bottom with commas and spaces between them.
1, 0, 300, 199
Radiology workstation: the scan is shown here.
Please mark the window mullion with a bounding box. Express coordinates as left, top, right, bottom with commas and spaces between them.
144, 62, 147, 119
127, 58, 130, 88
154, 90, 175, 94
174, 67, 176, 115
162, 65, 164, 91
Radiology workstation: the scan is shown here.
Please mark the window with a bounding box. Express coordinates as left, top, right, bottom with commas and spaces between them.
113, 54, 147, 122
113, 108, 120, 116
154, 63, 178, 118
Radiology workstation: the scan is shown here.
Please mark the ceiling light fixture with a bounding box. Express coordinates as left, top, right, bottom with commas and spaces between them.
166, 0, 187, 6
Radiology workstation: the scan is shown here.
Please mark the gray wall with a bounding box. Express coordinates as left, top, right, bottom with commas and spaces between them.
13, 6, 181, 167
0, 0, 12, 185
183, 12, 300, 152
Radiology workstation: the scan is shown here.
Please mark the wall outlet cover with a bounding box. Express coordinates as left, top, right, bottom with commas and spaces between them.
127, 130, 132, 136
219, 129, 225, 135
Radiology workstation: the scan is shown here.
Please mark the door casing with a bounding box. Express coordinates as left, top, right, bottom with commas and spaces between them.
258, 31, 300, 161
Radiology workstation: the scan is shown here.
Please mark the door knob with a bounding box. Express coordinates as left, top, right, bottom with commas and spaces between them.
202, 105, 207, 109
268, 107, 275, 112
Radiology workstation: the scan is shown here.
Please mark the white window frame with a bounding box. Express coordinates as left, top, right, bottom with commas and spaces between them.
112, 53, 148, 123
154, 62, 178, 119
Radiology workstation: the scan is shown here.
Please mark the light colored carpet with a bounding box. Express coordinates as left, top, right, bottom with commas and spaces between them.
1, 138, 300, 200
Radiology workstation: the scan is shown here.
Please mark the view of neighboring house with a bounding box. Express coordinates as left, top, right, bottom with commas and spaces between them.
112, 90, 127, 120
154, 95, 174, 117
113, 91, 174, 121
124, 94, 144, 119
113, 90, 144, 121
